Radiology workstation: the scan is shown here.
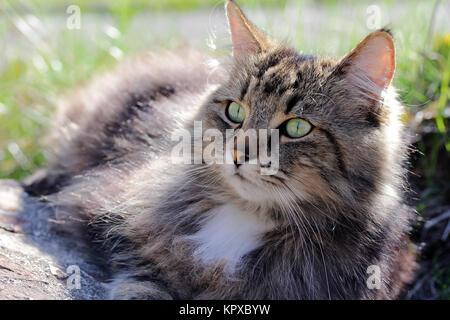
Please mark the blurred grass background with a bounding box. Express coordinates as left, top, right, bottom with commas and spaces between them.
0, 0, 449, 299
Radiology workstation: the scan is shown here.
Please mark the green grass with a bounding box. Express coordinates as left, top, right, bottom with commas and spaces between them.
7, 0, 290, 12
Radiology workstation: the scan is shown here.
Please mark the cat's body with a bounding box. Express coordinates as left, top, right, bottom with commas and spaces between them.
28, 1, 417, 299
26, 48, 216, 195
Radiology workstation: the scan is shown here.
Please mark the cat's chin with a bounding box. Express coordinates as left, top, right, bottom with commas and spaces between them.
220, 165, 278, 204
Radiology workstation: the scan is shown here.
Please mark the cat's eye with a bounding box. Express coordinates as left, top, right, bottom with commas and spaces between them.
226, 102, 246, 123
284, 118, 312, 138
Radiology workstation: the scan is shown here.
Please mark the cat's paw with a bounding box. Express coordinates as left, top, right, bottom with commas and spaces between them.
108, 274, 173, 300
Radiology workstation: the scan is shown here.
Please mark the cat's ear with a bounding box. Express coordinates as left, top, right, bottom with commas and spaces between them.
225, 0, 272, 58
335, 30, 395, 95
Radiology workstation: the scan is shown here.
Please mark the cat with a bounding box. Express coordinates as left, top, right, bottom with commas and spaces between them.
26, 0, 417, 299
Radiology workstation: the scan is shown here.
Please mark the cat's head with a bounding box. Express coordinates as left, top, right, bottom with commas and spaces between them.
201, 0, 403, 208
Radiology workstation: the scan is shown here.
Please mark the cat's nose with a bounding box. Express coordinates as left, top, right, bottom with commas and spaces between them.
232, 149, 249, 168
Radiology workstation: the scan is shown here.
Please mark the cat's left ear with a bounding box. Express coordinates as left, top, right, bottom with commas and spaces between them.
225, 0, 273, 58
335, 29, 395, 95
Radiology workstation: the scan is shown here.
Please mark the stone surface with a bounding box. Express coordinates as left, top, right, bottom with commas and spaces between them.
0, 180, 107, 300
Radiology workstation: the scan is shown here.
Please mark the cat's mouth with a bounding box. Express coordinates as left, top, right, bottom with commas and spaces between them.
230, 166, 280, 190
228, 166, 256, 185
232, 170, 253, 185
233, 171, 246, 180
215, 163, 287, 204
230, 174, 262, 196
233, 166, 283, 186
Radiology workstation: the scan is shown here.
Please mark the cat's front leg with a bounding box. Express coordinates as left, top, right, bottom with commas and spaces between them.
108, 273, 173, 300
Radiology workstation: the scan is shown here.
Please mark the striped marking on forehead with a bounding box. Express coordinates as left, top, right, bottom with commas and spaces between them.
256, 53, 289, 79
239, 52, 321, 114
255, 50, 314, 79
255, 53, 316, 99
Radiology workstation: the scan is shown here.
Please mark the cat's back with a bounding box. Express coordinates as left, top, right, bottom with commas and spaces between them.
27, 47, 221, 194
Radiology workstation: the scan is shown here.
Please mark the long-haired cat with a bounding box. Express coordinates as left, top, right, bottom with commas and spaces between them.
27, 0, 417, 299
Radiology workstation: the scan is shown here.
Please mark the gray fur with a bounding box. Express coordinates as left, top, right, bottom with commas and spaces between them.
27, 1, 416, 299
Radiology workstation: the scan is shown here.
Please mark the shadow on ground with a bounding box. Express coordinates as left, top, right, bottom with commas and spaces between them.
0, 180, 107, 299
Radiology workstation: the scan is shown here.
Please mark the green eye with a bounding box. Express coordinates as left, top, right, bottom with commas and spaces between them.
284, 118, 312, 138
226, 102, 246, 123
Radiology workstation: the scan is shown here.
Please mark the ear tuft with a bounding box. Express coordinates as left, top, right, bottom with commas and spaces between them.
225, 0, 271, 58
338, 30, 395, 92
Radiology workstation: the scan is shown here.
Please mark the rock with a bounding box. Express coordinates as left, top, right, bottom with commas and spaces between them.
0, 180, 107, 300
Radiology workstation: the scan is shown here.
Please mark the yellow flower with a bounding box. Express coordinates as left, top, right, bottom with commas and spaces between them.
442, 33, 450, 46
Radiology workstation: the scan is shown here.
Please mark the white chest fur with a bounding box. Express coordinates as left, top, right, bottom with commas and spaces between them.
185, 204, 274, 273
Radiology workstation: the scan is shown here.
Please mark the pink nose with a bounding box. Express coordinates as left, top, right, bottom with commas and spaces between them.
232, 149, 247, 165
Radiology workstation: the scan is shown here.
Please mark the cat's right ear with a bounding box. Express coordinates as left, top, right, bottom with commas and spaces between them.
334, 30, 395, 97
225, 0, 272, 58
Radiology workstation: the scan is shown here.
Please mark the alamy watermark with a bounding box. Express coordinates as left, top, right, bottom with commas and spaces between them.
66, 265, 81, 290
366, 5, 381, 30
366, 265, 381, 290
66, 5, 81, 30
171, 121, 280, 175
